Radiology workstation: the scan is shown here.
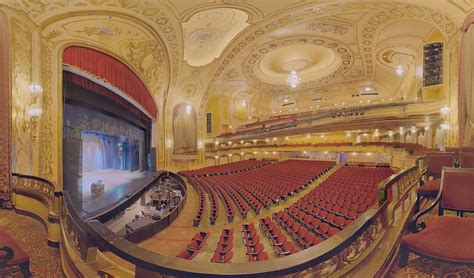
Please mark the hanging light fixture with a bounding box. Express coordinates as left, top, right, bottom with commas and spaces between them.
395, 65, 404, 76
185, 101, 192, 114
287, 65, 301, 88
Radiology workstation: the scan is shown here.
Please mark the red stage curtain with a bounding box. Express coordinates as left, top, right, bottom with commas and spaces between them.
63, 46, 157, 118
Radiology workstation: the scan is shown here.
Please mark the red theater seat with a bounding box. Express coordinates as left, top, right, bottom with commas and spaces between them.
0, 229, 29, 276
400, 168, 474, 267
176, 249, 198, 260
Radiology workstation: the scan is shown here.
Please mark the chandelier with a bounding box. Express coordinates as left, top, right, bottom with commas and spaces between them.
287, 69, 301, 88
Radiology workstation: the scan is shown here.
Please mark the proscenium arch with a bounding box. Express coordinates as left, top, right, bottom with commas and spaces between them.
38, 11, 170, 187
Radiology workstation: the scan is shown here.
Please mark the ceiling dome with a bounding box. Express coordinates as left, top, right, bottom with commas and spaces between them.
256, 44, 340, 85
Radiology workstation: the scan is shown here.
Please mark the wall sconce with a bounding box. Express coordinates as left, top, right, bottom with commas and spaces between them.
166, 138, 173, 149
185, 101, 192, 114
24, 83, 43, 141
440, 122, 450, 130
28, 83, 43, 98
440, 106, 450, 116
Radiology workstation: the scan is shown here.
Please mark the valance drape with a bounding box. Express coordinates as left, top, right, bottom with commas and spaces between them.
64, 72, 150, 123
458, 12, 474, 146
63, 46, 156, 118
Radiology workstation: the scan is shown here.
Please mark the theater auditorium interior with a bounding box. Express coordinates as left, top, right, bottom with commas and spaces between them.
0, 0, 474, 277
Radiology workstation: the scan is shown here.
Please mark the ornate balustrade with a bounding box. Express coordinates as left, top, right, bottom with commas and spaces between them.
11, 173, 61, 247
218, 100, 445, 141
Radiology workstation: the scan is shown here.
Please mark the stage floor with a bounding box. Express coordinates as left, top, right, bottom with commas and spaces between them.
66, 169, 158, 220
81, 169, 145, 201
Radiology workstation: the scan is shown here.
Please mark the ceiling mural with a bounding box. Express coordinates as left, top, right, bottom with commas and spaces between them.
183, 8, 249, 66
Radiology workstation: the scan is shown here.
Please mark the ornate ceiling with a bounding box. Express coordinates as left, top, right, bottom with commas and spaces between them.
1, 0, 472, 121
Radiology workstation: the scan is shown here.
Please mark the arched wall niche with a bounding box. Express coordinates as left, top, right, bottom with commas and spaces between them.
172, 103, 197, 155
36, 12, 169, 189
0, 10, 12, 207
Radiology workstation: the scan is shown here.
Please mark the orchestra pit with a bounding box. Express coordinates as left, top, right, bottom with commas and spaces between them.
0, 1, 473, 277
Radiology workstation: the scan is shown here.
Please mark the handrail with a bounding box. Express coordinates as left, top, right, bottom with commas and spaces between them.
11, 172, 57, 207
84, 165, 424, 277
377, 156, 426, 204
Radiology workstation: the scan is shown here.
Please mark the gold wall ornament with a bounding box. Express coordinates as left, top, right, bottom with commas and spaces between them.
10, 15, 34, 175
0, 9, 12, 208
38, 43, 55, 182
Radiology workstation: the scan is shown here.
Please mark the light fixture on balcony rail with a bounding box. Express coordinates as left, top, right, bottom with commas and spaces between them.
411, 126, 417, 134
287, 66, 301, 89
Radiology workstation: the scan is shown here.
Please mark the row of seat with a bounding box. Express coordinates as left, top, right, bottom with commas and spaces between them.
258, 218, 300, 256
187, 160, 335, 226
192, 187, 206, 227
268, 166, 393, 248
241, 223, 269, 262
211, 229, 234, 263
176, 231, 210, 260
180, 160, 272, 177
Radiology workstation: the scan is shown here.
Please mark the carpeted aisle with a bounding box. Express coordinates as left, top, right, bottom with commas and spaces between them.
0, 209, 62, 277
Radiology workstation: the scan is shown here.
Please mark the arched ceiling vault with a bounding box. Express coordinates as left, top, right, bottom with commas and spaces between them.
1, 0, 471, 124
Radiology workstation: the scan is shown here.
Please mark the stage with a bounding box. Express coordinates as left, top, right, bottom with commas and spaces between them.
66, 169, 159, 220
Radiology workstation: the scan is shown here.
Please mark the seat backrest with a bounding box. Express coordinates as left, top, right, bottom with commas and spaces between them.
460, 146, 474, 153
440, 167, 474, 212
427, 152, 455, 178
282, 241, 294, 252
257, 251, 269, 261
460, 152, 474, 168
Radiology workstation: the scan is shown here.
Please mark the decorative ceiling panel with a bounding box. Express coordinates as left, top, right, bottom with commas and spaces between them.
182, 8, 249, 66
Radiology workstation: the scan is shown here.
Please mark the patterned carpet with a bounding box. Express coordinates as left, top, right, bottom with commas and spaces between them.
0, 209, 62, 277
388, 208, 474, 277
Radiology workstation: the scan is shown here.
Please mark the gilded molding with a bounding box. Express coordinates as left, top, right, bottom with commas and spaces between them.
10, 15, 33, 175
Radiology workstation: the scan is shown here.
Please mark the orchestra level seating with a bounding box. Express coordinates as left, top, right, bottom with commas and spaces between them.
185, 160, 335, 226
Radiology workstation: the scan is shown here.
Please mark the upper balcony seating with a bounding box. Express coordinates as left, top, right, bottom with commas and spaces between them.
180, 160, 271, 177
400, 167, 474, 267
0, 229, 30, 276
416, 152, 455, 211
